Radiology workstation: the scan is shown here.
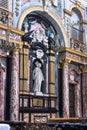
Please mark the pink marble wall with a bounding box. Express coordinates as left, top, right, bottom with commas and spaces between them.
10, 52, 19, 121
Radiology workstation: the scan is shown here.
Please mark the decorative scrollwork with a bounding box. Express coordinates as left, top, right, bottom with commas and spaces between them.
0, 39, 15, 55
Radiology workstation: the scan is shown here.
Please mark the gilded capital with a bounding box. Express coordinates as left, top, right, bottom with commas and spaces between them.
23, 42, 30, 48
13, 44, 22, 54
59, 58, 71, 67
80, 65, 87, 72
58, 63, 61, 68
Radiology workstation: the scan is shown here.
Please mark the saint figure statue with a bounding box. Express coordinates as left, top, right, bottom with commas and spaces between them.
33, 60, 44, 93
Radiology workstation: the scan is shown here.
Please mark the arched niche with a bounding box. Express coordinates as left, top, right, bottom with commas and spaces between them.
18, 5, 68, 48
18, 6, 69, 95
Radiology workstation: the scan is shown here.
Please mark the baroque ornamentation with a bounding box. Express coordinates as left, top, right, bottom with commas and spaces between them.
15, 0, 20, 16
70, 38, 86, 52
0, 39, 15, 55
30, 27, 48, 45
59, 58, 71, 67
0, 8, 12, 26
80, 65, 87, 72
42, 0, 58, 11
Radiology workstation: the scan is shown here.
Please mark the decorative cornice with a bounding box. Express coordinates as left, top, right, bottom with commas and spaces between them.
0, 23, 24, 35
79, 20, 87, 25
0, 33, 23, 45
59, 55, 87, 65
60, 47, 87, 58
63, 9, 72, 16
0, 7, 13, 15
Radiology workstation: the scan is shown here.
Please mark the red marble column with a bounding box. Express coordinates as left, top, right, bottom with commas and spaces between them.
82, 72, 87, 117
62, 59, 69, 118
10, 48, 19, 121
75, 82, 82, 117
0, 64, 6, 120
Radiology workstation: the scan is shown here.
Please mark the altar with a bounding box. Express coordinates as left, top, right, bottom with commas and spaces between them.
47, 118, 87, 130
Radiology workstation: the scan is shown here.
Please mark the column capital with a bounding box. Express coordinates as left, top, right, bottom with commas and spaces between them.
59, 58, 71, 67
13, 44, 22, 54
47, 49, 55, 56
80, 65, 87, 73
23, 42, 30, 48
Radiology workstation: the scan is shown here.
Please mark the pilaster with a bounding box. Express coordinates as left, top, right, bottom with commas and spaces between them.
19, 42, 30, 93
48, 50, 55, 95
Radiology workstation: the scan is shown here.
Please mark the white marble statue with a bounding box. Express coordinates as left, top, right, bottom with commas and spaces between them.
36, 49, 44, 59
33, 61, 44, 94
